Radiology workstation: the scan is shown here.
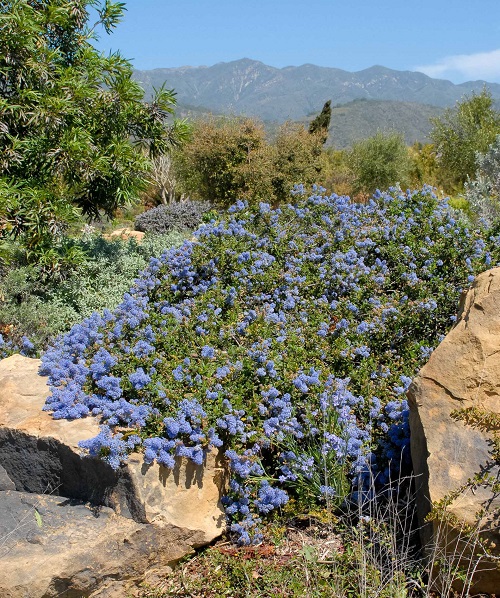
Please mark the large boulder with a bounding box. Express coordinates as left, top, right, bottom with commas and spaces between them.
409, 267, 500, 593
0, 354, 227, 596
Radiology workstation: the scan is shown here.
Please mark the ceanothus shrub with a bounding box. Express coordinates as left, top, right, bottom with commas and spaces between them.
0, 335, 36, 359
40, 185, 496, 543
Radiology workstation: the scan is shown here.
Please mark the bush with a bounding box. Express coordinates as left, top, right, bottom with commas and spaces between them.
430, 89, 500, 190
173, 118, 270, 207
465, 134, 500, 225
0, 231, 187, 351
408, 142, 440, 189
348, 132, 411, 195
134, 201, 212, 234
319, 149, 355, 196
40, 186, 496, 544
174, 118, 323, 207
270, 123, 323, 202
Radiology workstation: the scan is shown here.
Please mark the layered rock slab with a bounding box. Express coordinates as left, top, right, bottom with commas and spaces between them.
0, 490, 205, 598
409, 267, 500, 593
0, 354, 227, 596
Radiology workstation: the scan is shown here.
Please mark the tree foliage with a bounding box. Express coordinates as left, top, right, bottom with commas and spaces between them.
318, 148, 355, 196
348, 132, 411, 194
408, 142, 440, 188
430, 89, 500, 189
0, 0, 189, 255
174, 118, 269, 206
175, 117, 323, 207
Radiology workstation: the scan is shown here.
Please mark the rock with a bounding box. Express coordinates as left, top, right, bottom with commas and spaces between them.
0, 490, 205, 597
0, 354, 227, 596
0, 463, 14, 491
409, 267, 500, 593
105, 228, 145, 243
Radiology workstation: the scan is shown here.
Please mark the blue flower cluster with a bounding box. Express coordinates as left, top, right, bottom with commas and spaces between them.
0, 334, 37, 359
39, 185, 498, 543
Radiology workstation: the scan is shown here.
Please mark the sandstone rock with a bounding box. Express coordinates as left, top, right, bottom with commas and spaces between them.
409, 267, 500, 593
105, 228, 145, 243
0, 354, 227, 596
0, 490, 205, 597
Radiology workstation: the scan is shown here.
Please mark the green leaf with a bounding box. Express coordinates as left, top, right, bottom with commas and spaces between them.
34, 508, 43, 528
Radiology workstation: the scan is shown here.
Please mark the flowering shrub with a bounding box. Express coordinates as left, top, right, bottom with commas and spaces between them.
0, 334, 36, 359
40, 185, 497, 543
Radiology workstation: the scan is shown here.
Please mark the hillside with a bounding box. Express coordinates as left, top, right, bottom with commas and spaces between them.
172, 98, 443, 149
317, 99, 443, 148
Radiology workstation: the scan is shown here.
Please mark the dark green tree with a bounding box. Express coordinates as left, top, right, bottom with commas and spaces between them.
0, 0, 189, 257
309, 100, 332, 144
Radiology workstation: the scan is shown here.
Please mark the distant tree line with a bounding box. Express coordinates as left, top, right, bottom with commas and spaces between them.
145, 90, 500, 209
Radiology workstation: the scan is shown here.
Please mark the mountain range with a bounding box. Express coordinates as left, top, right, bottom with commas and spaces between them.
132, 59, 500, 147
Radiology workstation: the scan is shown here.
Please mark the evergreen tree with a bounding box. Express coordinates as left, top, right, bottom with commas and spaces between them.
309, 100, 332, 144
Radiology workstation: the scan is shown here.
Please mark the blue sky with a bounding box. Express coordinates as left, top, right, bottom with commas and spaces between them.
94, 0, 500, 83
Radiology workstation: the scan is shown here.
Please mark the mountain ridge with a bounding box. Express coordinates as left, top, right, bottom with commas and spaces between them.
133, 58, 500, 119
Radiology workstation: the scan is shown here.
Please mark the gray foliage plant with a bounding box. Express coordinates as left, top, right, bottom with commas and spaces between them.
0, 231, 188, 349
465, 134, 500, 226
134, 200, 212, 234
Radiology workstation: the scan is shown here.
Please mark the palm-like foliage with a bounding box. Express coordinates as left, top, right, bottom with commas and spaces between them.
0, 0, 190, 258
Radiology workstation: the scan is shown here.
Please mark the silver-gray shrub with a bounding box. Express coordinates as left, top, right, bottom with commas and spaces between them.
134, 200, 212, 234
64, 232, 188, 320
465, 134, 500, 225
0, 231, 188, 349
